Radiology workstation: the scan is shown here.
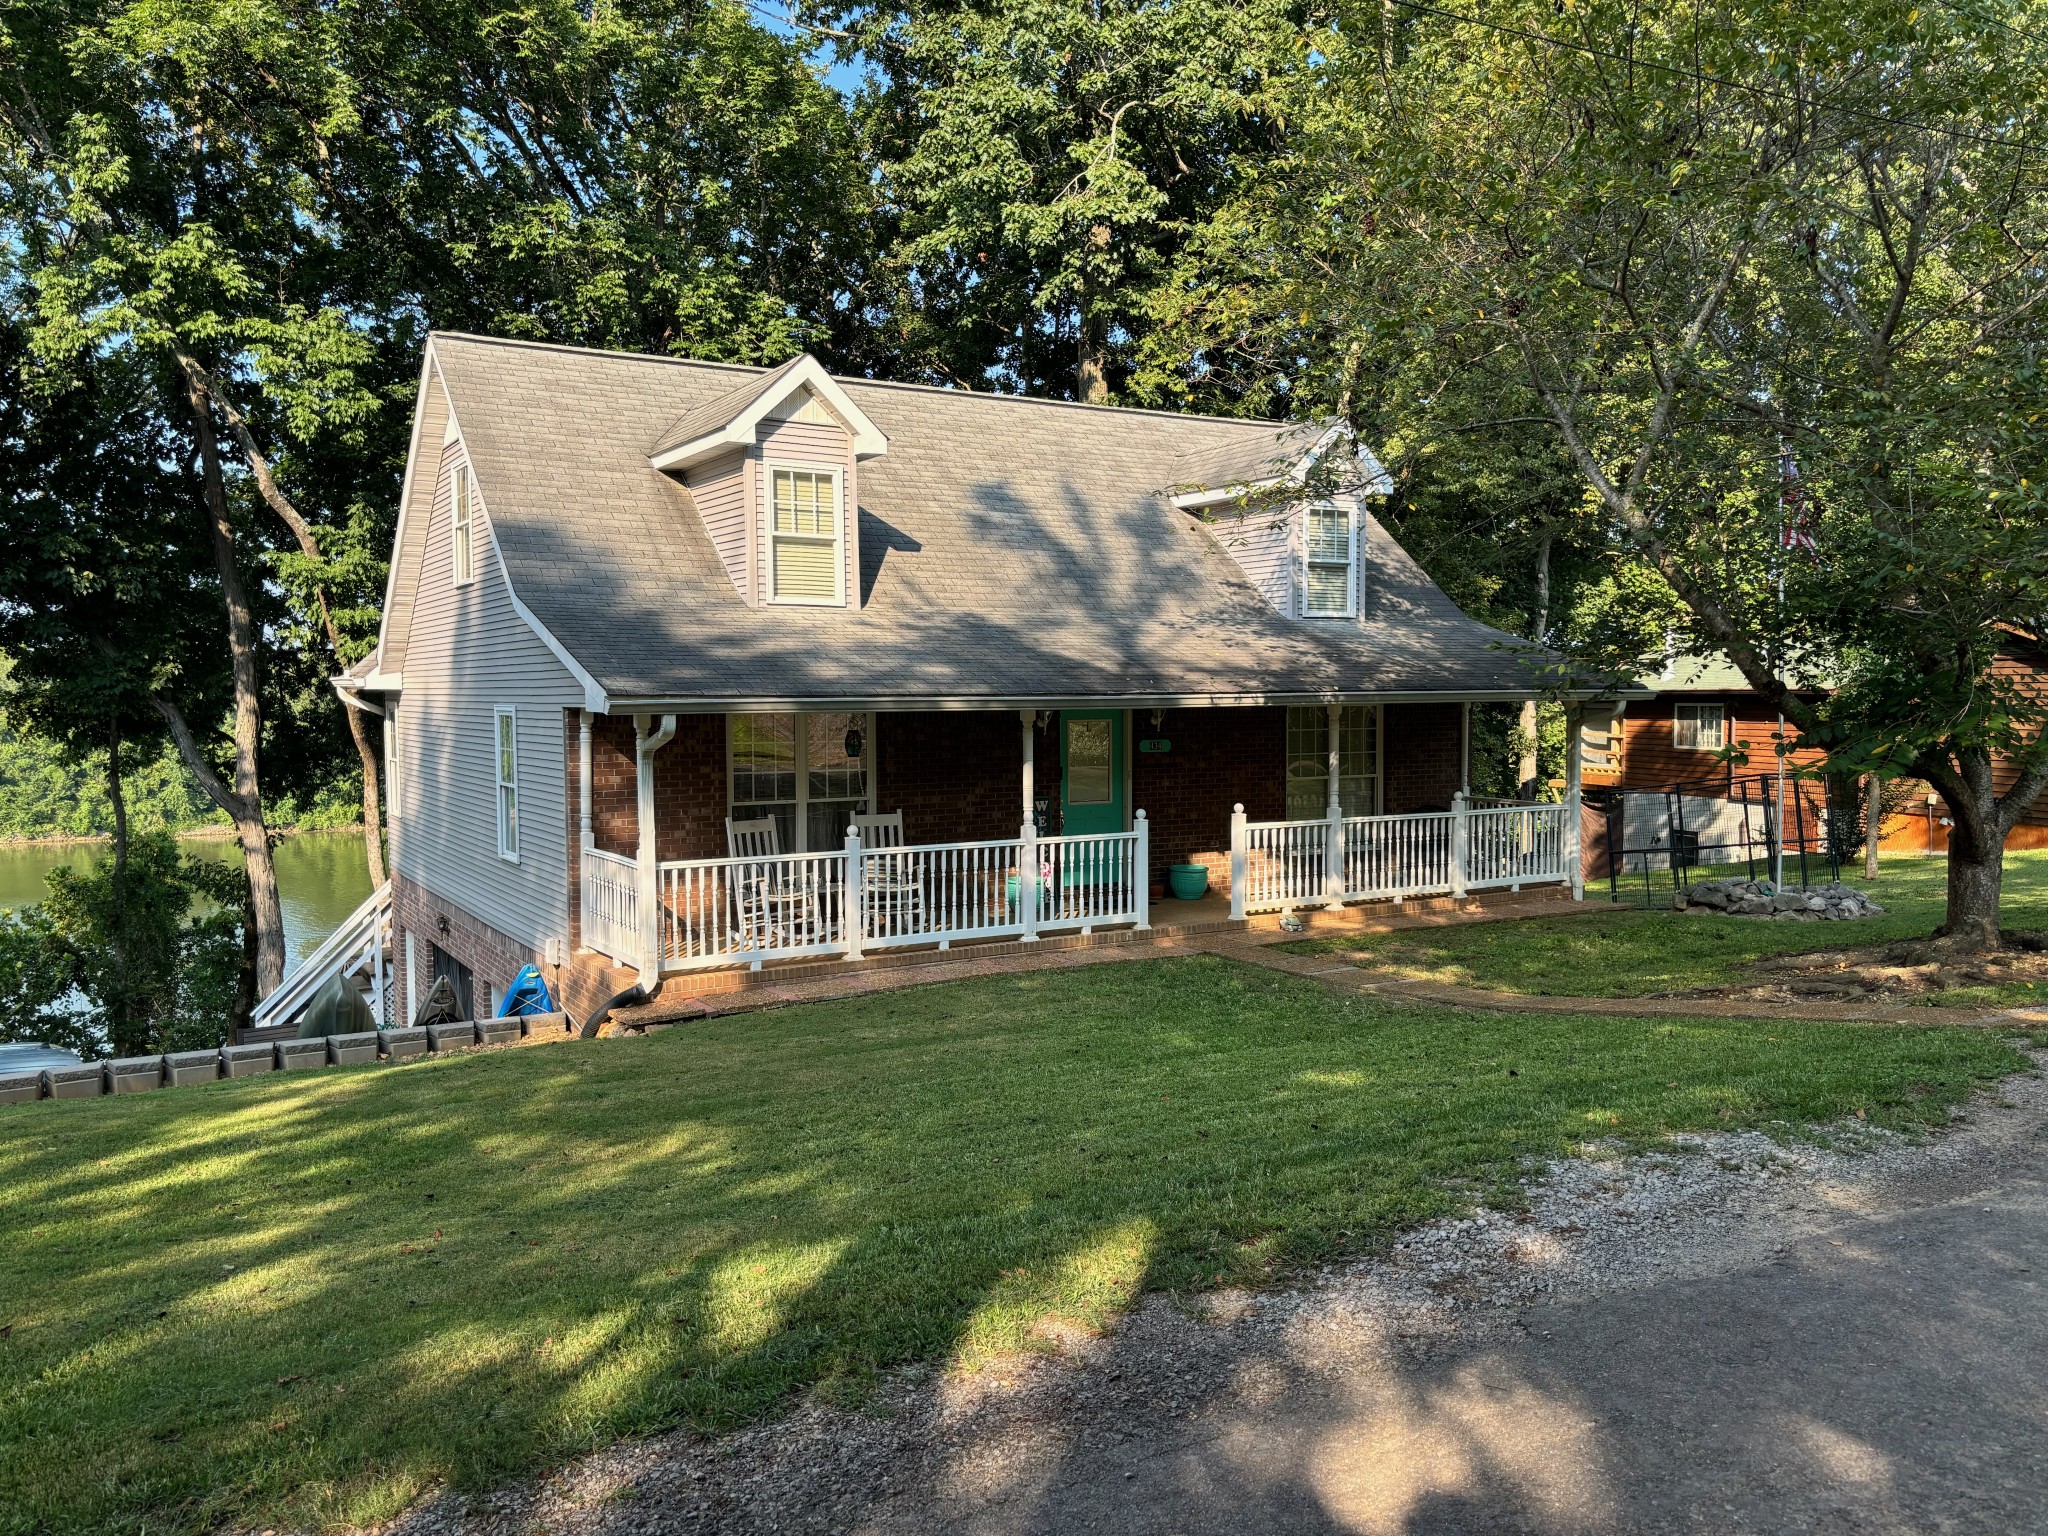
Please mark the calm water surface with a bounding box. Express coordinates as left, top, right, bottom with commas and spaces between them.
0, 830, 374, 975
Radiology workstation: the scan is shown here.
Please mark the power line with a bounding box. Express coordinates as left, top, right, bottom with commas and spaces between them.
1388, 0, 2046, 157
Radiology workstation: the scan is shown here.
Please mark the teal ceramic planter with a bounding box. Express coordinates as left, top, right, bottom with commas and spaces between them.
1168, 863, 1210, 900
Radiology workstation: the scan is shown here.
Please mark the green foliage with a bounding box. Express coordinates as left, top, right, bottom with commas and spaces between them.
0, 955, 2024, 1533
32, 833, 244, 1058
0, 907, 91, 1059
0, 712, 219, 841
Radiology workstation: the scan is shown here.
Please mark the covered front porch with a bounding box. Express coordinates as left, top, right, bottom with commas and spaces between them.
568, 700, 1585, 977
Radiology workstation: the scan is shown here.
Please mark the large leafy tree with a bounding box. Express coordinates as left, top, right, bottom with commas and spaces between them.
822, 0, 1304, 398
1159, 0, 2048, 944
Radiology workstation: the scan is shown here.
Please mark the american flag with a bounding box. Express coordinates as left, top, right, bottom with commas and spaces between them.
1780, 445, 1817, 553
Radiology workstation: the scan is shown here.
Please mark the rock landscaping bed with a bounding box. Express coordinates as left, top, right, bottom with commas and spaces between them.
376, 1047, 2048, 1536
1673, 877, 1885, 921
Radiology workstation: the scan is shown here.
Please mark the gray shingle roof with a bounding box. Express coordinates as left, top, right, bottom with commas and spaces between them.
428, 333, 1565, 705
647, 354, 809, 458
1171, 418, 1333, 493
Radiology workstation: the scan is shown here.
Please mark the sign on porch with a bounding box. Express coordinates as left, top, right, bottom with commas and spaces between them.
1138, 738, 1171, 754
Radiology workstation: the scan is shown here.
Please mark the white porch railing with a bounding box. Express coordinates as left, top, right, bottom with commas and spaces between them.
1229, 794, 1573, 917
619, 814, 1149, 973
581, 848, 642, 968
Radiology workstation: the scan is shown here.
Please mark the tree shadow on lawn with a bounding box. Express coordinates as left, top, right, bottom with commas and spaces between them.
0, 956, 2023, 1534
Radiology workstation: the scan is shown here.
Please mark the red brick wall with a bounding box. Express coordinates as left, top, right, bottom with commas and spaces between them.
875, 711, 1025, 844
1382, 703, 1463, 813
590, 713, 639, 857
392, 870, 548, 1023
1134, 706, 1286, 880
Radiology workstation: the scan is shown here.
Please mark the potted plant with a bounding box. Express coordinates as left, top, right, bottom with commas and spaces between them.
1168, 860, 1210, 900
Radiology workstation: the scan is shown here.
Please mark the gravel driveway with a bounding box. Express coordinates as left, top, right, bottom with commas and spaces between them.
402, 1051, 2048, 1536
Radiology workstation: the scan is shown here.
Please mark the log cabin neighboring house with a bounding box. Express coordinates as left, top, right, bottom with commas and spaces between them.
333, 333, 1622, 1027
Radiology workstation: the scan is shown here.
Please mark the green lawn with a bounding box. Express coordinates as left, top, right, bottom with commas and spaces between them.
1284, 853, 2048, 1000
0, 957, 2030, 1535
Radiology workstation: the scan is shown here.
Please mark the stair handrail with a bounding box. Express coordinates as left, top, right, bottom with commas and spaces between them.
251, 881, 392, 1030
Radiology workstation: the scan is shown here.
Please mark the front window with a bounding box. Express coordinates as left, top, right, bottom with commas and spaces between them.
768, 467, 844, 604
1286, 705, 1378, 819
730, 712, 872, 852
1302, 502, 1354, 617
494, 707, 519, 859
1673, 702, 1726, 752
452, 464, 475, 585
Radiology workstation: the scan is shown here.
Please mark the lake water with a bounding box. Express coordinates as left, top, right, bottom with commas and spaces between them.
0, 830, 375, 976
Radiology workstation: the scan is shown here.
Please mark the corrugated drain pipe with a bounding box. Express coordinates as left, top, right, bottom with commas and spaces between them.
579, 983, 647, 1039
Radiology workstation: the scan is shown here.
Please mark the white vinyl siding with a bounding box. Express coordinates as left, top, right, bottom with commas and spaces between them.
1302, 502, 1355, 617
767, 466, 844, 604
494, 706, 519, 861
1673, 702, 1726, 752
389, 436, 579, 953
452, 463, 475, 585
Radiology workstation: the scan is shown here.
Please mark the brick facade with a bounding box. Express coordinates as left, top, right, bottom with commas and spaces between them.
1381, 702, 1464, 813
392, 870, 552, 1023
1134, 706, 1287, 885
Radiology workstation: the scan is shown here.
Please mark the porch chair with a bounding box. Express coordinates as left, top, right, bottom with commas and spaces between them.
724, 815, 823, 950
851, 810, 928, 937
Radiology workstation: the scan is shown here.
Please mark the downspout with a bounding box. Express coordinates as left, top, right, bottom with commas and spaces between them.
635, 713, 678, 986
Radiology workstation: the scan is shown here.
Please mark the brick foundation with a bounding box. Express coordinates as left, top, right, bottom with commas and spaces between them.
392, 871, 555, 1024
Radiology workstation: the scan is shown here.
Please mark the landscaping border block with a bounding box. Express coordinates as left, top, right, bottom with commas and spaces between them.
43, 1064, 104, 1099
475, 1018, 520, 1048
0, 1070, 43, 1104
381, 1026, 428, 1061
221, 1043, 277, 1079
427, 1021, 478, 1053
276, 1039, 328, 1072
327, 1032, 382, 1066
104, 1056, 165, 1094
165, 1049, 223, 1087
518, 1011, 570, 1040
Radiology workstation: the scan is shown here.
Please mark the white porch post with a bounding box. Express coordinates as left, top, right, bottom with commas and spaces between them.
576, 712, 593, 951
635, 714, 677, 976
1565, 703, 1585, 900
1460, 702, 1472, 794
1020, 709, 1036, 827
1229, 803, 1248, 922
1451, 790, 1470, 899
1019, 817, 1040, 942
1324, 702, 1345, 905
844, 825, 866, 961
1134, 810, 1151, 931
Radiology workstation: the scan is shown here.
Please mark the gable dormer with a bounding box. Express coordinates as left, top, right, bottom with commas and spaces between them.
1171, 421, 1392, 622
649, 355, 887, 609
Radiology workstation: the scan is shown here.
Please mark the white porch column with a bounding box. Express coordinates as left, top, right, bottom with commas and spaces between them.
1460, 702, 1472, 795
579, 713, 594, 853
1020, 709, 1037, 828
1565, 703, 1585, 901
1019, 816, 1040, 942
1324, 702, 1345, 905
635, 714, 678, 977
1229, 803, 1249, 922
1451, 790, 1470, 899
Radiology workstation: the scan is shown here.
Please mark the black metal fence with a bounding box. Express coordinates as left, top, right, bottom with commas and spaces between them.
1589, 773, 1846, 906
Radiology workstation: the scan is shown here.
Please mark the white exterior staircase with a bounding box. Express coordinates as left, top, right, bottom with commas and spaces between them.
250, 881, 394, 1034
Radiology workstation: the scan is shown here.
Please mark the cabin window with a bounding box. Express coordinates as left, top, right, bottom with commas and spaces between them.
1672, 702, 1726, 752
1302, 502, 1355, 617
729, 712, 873, 852
494, 707, 519, 860
767, 466, 844, 605
452, 463, 476, 585
1285, 705, 1379, 819
1580, 712, 1618, 772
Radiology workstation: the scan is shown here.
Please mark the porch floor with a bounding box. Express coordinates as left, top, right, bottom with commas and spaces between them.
602, 883, 1576, 1026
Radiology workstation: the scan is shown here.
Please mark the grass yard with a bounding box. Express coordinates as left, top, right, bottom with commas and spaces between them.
1284, 852, 2048, 1001
0, 956, 2031, 1535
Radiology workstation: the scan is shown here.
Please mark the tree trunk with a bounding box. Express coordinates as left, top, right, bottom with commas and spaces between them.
1942, 832, 2004, 948
1863, 773, 1880, 880
1517, 533, 1552, 797
197, 361, 388, 886
176, 357, 287, 997
1077, 308, 1108, 403
107, 716, 127, 879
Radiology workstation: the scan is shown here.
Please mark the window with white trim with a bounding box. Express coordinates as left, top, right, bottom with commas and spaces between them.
452, 463, 475, 585
1302, 502, 1355, 617
767, 467, 844, 604
1672, 702, 1726, 752
1285, 705, 1379, 819
384, 712, 399, 821
729, 712, 872, 852
494, 707, 519, 860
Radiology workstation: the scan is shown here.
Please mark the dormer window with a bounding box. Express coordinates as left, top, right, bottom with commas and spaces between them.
768, 466, 844, 604
1303, 502, 1355, 617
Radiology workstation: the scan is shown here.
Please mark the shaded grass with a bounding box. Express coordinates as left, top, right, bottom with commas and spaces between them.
1283, 853, 2048, 997
0, 955, 2029, 1534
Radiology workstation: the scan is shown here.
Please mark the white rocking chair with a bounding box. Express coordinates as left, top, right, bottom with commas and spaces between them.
852, 810, 928, 937
725, 816, 821, 950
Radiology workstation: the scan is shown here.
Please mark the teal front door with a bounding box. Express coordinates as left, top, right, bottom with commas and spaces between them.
1059, 710, 1126, 836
